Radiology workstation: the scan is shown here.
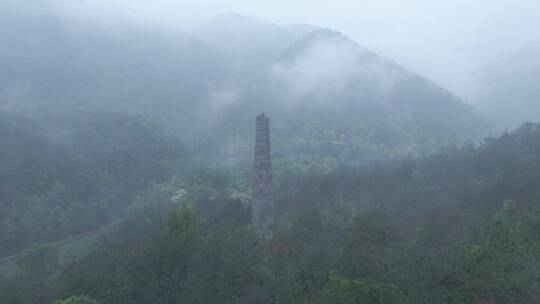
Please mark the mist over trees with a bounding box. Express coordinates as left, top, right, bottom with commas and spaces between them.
1, 1, 540, 303
0, 111, 187, 257
0, 1, 487, 163
4, 123, 540, 303
474, 45, 540, 131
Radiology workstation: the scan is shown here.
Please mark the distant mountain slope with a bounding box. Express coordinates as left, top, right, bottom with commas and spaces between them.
0, 6, 486, 163
208, 29, 486, 163
0, 2, 227, 141
192, 13, 297, 62
475, 45, 540, 131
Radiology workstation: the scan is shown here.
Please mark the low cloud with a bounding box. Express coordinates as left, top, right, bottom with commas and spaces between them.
270, 35, 401, 108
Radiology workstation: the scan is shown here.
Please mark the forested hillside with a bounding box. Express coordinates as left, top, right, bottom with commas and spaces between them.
2, 2, 537, 304
0, 111, 187, 257
475, 45, 540, 131
208, 29, 485, 164
0, 2, 487, 165
3, 123, 540, 304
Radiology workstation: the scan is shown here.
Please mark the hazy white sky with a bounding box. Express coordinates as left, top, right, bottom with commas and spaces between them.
58, 0, 540, 100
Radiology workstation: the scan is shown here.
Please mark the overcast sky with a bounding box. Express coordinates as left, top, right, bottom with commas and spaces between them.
58, 0, 540, 101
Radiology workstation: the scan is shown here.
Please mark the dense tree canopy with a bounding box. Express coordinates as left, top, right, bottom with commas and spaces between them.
2, 122, 540, 303
0, 111, 187, 256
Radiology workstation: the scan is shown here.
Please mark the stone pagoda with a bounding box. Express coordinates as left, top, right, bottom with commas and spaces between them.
251, 113, 275, 238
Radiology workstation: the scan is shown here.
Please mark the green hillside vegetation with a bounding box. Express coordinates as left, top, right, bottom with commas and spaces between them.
0, 2, 487, 164
1, 3, 535, 304
0, 111, 187, 257
3, 123, 539, 303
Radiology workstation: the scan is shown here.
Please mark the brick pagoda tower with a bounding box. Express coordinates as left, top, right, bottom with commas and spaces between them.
251, 113, 275, 238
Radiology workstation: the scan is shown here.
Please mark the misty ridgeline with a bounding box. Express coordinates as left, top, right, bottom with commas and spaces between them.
1, 2, 540, 304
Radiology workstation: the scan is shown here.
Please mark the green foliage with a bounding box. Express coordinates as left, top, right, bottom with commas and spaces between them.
447, 202, 540, 303
54, 295, 98, 304
3, 122, 540, 303
0, 111, 187, 256
318, 274, 403, 304
1, 244, 60, 303
17, 243, 59, 277
161, 206, 204, 241
338, 214, 396, 279
0, 272, 7, 303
